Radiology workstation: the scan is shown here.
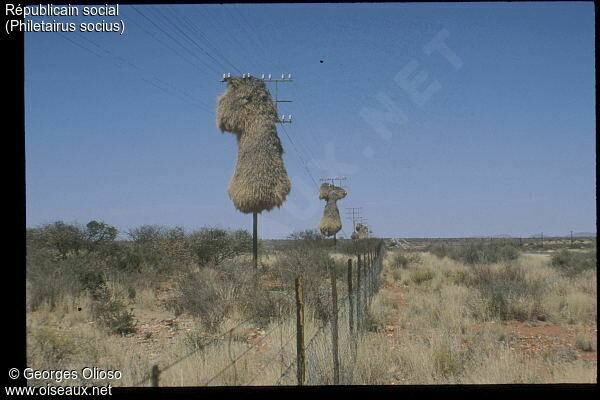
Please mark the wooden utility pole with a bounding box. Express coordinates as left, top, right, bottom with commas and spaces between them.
330, 271, 340, 385
356, 255, 362, 332
295, 277, 305, 386
253, 212, 258, 269
347, 259, 354, 333
345, 207, 362, 232
570, 230, 574, 248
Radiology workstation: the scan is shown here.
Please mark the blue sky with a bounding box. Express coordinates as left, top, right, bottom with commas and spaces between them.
25, 2, 595, 239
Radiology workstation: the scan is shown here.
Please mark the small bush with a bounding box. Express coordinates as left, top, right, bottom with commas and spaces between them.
26, 252, 106, 311
241, 289, 293, 327
468, 264, 545, 321
410, 268, 435, 285
550, 250, 596, 277
187, 227, 252, 266
29, 327, 77, 368
391, 251, 422, 269
428, 241, 520, 265
574, 334, 596, 352
90, 284, 136, 335
287, 229, 324, 241
432, 344, 461, 377
169, 268, 236, 332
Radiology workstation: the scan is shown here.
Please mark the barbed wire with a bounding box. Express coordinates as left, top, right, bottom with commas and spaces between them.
134, 241, 385, 387
201, 314, 291, 386
244, 332, 297, 385
133, 313, 259, 386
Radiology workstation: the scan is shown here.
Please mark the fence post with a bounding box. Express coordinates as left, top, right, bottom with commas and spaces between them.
356, 255, 362, 332
363, 254, 368, 312
363, 252, 369, 306
295, 277, 305, 386
330, 271, 340, 385
151, 364, 160, 387
347, 259, 353, 333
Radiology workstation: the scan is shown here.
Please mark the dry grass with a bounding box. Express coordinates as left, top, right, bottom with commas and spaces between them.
348, 249, 597, 384
26, 244, 596, 386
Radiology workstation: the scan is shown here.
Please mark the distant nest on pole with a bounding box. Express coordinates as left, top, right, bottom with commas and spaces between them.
318, 183, 347, 237
355, 223, 369, 239
216, 76, 291, 214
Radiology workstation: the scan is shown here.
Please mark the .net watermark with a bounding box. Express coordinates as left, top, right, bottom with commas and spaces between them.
6, 367, 120, 396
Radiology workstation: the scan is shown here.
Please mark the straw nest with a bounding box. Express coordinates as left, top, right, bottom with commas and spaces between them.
355, 223, 369, 239
216, 76, 291, 214
317, 183, 346, 237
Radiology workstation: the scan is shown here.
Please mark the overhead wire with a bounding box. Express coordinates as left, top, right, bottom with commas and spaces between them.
152, 6, 234, 76
55, 31, 211, 113
131, 5, 221, 76
228, 4, 328, 178
167, 5, 242, 75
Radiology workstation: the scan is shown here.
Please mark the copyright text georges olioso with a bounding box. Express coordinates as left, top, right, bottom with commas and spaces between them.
6, 367, 121, 396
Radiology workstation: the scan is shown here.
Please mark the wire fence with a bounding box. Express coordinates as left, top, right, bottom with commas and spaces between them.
135, 240, 386, 387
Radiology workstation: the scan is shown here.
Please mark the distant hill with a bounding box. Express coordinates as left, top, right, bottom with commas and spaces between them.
573, 232, 596, 238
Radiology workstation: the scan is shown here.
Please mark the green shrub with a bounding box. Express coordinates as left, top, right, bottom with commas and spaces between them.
428, 241, 520, 265
29, 327, 77, 368
467, 264, 544, 321
29, 221, 86, 259
26, 252, 106, 311
187, 227, 252, 266
287, 229, 324, 241
90, 284, 136, 335
169, 268, 236, 332
574, 334, 596, 352
391, 251, 422, 269
550, 250, 596, 277
241, 289, 293, 327
432, 344, 460, 377
410, 269, 435, 285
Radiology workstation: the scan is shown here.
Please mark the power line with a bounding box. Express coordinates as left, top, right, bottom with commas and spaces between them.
168, 5, 243, 75
155, 6, 235, 75
132, 6, 221, 76
65, 31, 213, 113
281, 124, 319, 190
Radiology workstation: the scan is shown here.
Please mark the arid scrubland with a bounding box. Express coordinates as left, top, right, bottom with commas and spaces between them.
26, 223, 595, 385
358, 245, 596, 384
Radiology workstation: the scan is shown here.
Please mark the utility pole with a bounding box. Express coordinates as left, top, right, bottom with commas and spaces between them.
570, 230, 573, 248
345, 207, 362, 231
320, 176, 347, 188
220, 73, 294, 269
